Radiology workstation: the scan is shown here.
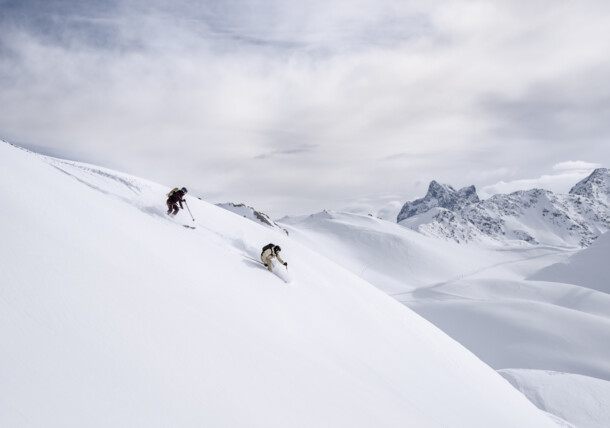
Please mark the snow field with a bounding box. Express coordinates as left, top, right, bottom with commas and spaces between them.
0, 141, 559, 427
530, 231, 610, 293
279, 206, 610, 426
500, 369, 610, 428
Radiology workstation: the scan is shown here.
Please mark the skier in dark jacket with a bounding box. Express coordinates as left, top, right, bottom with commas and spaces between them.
167, 187, 188, 216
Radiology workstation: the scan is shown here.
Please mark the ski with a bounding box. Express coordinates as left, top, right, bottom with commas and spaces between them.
244, 255, 265, 265
183, 225, 196, 229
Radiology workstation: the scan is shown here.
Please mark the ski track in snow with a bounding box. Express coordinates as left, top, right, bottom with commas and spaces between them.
394, 248, 577, 301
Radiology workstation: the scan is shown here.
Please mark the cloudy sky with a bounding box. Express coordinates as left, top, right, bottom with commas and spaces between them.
2, 0, 610, 217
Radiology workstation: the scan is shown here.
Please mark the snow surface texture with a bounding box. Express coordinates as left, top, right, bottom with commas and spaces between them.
0, 140, 559, 427
529, 231, 610, 293
500, 370, 610, 428
279, 209, 610, 426
397, 175, 610, 247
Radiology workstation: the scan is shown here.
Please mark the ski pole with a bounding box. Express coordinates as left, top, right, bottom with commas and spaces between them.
184, 200, 195, 221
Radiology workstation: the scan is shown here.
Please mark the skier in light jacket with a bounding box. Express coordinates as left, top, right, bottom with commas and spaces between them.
260, 244, 287, 272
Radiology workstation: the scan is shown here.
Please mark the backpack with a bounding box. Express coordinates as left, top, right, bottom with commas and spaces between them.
262, 243, 274, 254
167, 187, 180, 197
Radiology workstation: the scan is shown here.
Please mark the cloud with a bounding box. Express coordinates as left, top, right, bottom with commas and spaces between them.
254, 143, 318, 159
552, 161, 602, 171
479, 162, 599, 198
1, 0, 610, 216
340, 194, 406, 221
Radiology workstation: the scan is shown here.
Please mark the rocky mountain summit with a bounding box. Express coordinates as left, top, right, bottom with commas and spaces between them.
397, 181, 480, 221
569, 168, 610, 206
397, 169, 610, 247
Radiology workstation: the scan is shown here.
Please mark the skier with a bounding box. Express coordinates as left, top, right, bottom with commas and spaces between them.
260, 243, 287, 272
166, 187, 188, 216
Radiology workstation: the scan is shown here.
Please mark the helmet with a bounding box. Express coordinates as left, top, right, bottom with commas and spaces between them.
274, 245, 281, 252
181, 187, 188, 193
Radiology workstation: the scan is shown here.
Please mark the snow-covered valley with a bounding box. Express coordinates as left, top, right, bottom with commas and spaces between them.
276, 188, 610, 428
1, 140, 609, 427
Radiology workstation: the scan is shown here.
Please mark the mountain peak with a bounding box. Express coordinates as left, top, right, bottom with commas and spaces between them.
591, 167, 609, 175
569, 168, 610, 206
427, 180, 455, 198
397, 180, 480, 223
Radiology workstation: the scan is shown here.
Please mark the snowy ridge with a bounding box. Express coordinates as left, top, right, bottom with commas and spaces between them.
397, 172, 610, 247
0, 141, 558, 428
217, 202, 289, 235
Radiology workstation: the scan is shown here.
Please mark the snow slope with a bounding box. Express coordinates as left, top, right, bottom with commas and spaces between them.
529, 231, 610, 293
402, 277, 610, 380
278, 210, 558, 293
500, 369, 610, 428
280, 211, 610, 378
279, 208, 610, 425
0, 141, 558, 427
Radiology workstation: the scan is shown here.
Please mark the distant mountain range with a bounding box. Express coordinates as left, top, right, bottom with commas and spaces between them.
397, 168, 610, 247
